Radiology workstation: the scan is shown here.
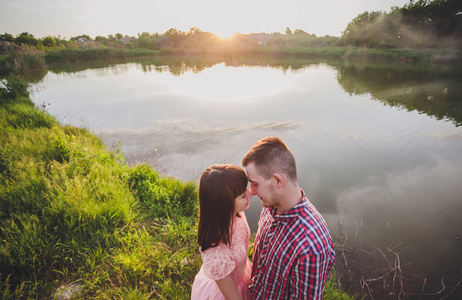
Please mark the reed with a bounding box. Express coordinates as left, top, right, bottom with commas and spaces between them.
44, 48, 160, 64
1, 52, 46, 74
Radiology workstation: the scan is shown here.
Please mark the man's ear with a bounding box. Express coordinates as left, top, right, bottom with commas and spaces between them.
272, 173, 284, 188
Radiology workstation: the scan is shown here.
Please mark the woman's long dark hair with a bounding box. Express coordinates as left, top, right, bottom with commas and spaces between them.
197, 164, 248, 251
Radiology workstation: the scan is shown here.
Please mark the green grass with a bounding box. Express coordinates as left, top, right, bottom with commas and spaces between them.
0, 77, 197, 298
0, 76, 354, 299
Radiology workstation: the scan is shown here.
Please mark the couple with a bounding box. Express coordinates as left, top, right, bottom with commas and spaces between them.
191, 137, 335, 299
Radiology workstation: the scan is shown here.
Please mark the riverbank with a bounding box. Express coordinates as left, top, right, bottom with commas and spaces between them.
0, 75, 353, 299
0, 48, 161, 75
1, 46, 461, 75
277, 46, 462, 64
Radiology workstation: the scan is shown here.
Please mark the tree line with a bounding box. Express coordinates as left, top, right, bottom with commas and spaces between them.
342, 0, 461, 48
0, 0, 460, 54
0, 28, 340, 55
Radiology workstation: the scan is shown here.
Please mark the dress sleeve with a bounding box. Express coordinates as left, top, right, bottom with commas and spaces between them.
201, 243, 236, 281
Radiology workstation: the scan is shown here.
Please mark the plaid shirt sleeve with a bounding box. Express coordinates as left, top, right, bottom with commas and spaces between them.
290, 251, 325, 300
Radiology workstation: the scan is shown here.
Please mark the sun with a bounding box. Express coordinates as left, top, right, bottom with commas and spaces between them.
212, 28, 237, 39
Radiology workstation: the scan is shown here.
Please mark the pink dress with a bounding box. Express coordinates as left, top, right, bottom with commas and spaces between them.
191, 213, 252, 300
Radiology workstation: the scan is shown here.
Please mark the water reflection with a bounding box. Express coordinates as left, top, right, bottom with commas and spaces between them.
337, 63, 462, 126
102, 120, 300, 179
330, 156, 462, 296
42, 56, 462, 127
29, 57, 462, 298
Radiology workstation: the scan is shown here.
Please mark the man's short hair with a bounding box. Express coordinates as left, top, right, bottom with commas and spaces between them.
242, 136, 297, 181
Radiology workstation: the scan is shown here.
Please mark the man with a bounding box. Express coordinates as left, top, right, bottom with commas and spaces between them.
242, 137, 335, 299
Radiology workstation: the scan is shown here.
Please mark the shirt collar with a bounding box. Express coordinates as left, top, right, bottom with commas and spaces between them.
270, 189, 307, 222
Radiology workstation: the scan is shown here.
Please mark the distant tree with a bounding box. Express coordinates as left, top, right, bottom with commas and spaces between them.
133, 32, 158, 50
266, 32, 287, 47
188, 27, 202, 36
164, 28, 180, 36
285, 27, 293, 35
70, 34, 92, 41
318, 35, 341, 46
342, 0, 462, 48
95, 36, 108, 42
293, 29, 308, 35
138, 32, 149, 39
42, 36, 57, 47
15, 32, 40, 46
162, 28, 187, 48
0, 33, 14, 43
401, 0, 462, 37
115, 33, 123, 40
342, 11, 384, 47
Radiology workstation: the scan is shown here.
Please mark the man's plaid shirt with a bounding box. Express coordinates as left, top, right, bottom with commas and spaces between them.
249, 190, 335, 299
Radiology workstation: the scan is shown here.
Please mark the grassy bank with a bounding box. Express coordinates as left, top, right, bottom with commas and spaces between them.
0, 74, 199, 299
0, 75, 354, 299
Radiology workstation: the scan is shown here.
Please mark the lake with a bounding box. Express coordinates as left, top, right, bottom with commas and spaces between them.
30, 56, 462, 298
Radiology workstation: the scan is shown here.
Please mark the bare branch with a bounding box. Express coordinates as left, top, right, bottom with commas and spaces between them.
361, 276, 375, 300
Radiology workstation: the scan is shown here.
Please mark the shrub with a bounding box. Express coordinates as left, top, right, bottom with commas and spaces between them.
14, 33, 40, 47
0, 74, 29, 100
128, 164, 198, 220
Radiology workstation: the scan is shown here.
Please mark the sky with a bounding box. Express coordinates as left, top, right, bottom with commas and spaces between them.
1, 0, 411, 39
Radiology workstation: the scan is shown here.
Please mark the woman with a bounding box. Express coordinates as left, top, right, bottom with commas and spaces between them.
191, 164, 252, 300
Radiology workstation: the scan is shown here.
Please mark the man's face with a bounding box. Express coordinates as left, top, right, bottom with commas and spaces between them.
245, 162, 278, 208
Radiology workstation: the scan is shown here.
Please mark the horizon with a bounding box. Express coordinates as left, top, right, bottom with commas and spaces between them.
1, 0, 410, 40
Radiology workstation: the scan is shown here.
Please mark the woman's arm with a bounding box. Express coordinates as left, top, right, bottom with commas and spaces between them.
216, 274, 243, 300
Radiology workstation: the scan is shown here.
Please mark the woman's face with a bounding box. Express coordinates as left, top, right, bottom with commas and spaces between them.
234, 188, 251, 214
